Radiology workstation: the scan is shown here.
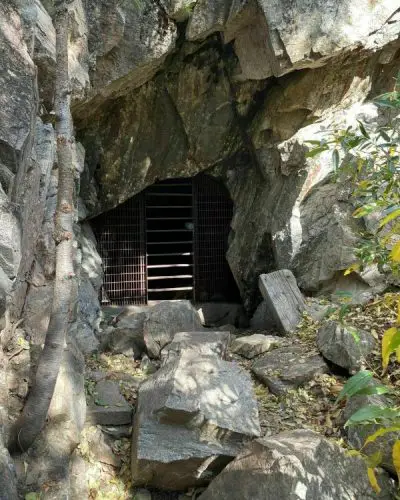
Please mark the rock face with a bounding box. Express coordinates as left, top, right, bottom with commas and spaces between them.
198, 429, 395, 500
132, 331, 260, 490
252, 345, 328, 395
317, 321, 376, 372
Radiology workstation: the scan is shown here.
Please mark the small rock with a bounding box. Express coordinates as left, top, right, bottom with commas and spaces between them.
230, 334, 281, 359
102, 425, 132, 439
161, 330, 230, 364
140, 355, 157, 374
252, 346, 328, 395
87, 380, 132, 426
133, 489, 152, 500
249, 301, 277, 330
317, 321, 376, 372
81, 427, 121, 467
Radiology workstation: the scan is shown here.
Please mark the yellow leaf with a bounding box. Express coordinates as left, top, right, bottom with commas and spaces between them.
391, 240, 400, 262
367, 468, 381, 494
346, 449, 362, 457
382, 327, 398, 370
363, 426, 400, 447
344, 263, 361, 276
393, 440, 400, 482
379, 208, 400, 228
397, 298, 400, 326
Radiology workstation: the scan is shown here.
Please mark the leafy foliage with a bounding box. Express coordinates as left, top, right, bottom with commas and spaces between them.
308, 75, 400, 490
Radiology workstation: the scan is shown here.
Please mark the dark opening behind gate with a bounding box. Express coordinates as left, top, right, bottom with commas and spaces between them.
92, 174, 240, 305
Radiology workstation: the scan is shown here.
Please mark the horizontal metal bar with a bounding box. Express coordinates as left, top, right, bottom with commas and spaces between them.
146, 192, 192, 197
148, 287, 194, 292
146, 206, 192, 209
146, 229, 192, 233
148, 275, 193, 280
147, 252, 193, 257
147, 264, 192, 269
147, 241, 193, 245
148, 183, 192, 187
147, 218, 193, 222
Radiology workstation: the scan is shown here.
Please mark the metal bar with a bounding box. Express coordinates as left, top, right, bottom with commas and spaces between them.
147, 241, 193, 245
148, 287, 194, 292
148, 275, 193, 280
147, 264, 192, 268
146, 229, 192, 233
147, 252, 193, 257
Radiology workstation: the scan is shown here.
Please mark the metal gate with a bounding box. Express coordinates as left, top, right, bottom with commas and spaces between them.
92, 175, 238, 305
93, 195, 147, 305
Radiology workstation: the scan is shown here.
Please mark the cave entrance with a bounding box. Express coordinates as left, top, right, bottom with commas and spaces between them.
92, 174, 240, 305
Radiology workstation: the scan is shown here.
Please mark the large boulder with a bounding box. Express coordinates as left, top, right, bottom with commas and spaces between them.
161, 330, 230, 363
317, 321, 376, 372
132, 332, 261, 490
143, 300, 203, 358
198, 429, 395, 500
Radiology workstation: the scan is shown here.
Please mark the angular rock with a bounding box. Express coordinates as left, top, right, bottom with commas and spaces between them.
252, 346, 328, 395
81, 426, 121, 467
195, 302, 247, 328
161, 330, 230, 364
0, 266, 11, 317
71, 278, 100, 354
87, 379, 132, 426
230, 334, 281, 359
140, 354, 158, 375
249, 301, 277, 331
108, 312, 146, 359
343, 384, 400, 475
143, 301, 203, 358
259, 270, 306, 334
317, 321, 376, 372
198, 429, 395, 500
132, 350, 260, 490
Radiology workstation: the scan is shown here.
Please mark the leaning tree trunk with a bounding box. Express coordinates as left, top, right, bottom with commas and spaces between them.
8, 1, 76, 454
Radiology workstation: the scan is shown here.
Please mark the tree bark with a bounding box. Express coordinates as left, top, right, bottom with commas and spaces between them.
8, 1, 76, 454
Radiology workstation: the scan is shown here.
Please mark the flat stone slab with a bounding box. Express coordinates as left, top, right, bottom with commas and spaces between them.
87, 380, 132, 426
252, 346, 328, 395
230, 334, 281, 359
259, 270, 305, 334
161, 330, 230, 364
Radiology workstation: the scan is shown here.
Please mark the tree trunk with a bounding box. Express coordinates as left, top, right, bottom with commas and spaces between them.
8, 1, 76, 454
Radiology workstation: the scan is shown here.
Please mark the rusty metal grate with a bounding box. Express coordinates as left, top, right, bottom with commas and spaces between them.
91, 175, 239, 305
193, 174, 238, 302
92, 194, 147, 305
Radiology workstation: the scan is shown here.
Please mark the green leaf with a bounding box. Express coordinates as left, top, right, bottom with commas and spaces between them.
332, 149, 340, 170
355, 385, 391, 397
358, 120, 370, 138
379, 130, 391, 142
25, 494, 41, 500
305, 145, 329, 158
336, 370, 373, 403
345, 405, 400, 426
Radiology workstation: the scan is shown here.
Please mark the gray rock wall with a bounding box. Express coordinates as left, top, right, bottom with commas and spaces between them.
1, 0, 400, 339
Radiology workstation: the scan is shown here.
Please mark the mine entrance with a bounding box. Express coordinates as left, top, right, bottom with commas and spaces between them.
92, 174, 240, 305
